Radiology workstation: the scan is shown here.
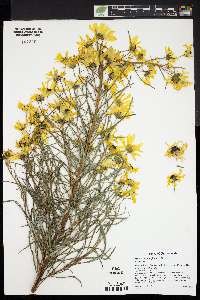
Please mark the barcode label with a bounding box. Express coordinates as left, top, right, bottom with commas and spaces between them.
94, 4, 192, 17
105, 286, 128, 291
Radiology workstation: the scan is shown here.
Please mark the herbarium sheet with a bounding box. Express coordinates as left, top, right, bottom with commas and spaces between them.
3, 19, 196, 295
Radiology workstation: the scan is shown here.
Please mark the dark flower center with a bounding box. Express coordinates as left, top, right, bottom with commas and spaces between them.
170, 175, 177, 181
171, 73, 181, 84
170, 146, 180, 154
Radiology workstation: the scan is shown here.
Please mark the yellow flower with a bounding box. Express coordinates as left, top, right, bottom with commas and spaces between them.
143, 64, 157, 84
14, 121, 26, 131
106, 62, 134, 84
49, 99, 76, 114
101, 158, 115, 169
30, 93, 44, 102
107, 93, 134, 119
165, 47, 177, 67
167, 169, 185, 191
17, 101, 26, 111
135, 48, 147, 62
106, 141, 122, 156
166, 70, 192, 90
27, 107, 48, 126
66, 55, 79, 69
51, 107, 77, 123
103, 81, 117, 95
2, 149, 21, 161
18, 101, 35, 113
98, 125, 116, 141
103, 47, 123, 65
47, 68, 64, 80
182, 43, 192, 58
55, 52, 68, 65
97, 158, 117, 172
121, 156, 139, 173
165, 141, 188, 160
32, 125, 50, 144
89, 23, 116, 42
39, 82, 53, 97
114, 172, 140, 203
129, 36, 141, 53
77, 34, 95, 50
119, 135, 142, 159
16, 133, 33, 154
79, 47, 99, 67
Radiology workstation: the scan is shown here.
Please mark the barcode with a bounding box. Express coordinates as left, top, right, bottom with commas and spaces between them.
105, 286, 128, 291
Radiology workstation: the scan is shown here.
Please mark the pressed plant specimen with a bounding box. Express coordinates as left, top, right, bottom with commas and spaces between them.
3, 23, 192, 293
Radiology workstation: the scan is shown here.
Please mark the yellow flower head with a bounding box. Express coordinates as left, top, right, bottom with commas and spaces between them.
114, 172, 140, 203
165, 141, 188, 160
97, 158, 117, 173
14, 121, 26, 131
135, 48, 147, 62
39, 82, 54, 97
107, 93, 134, 119
55, 52, 68, 65
17, 101, 26, 111
27, 107, 48, 126
106, 62, 134, 84
89, 23, 117, 42
79, 46, 99, 68
18, 101, 35, 113
103, 81, 118, 95
32, 125, 49, 144
47, 68, 64, 80
51, 106, 77, 124
16, 133, 32, 150
167, 169, 185, 191
120, 135, 142, 159
166, 70, 192, 90
106, 142, 122, 156
2, 149, 21, 161
30, 93, 44, 102
143, 64, 157, 85
103, 47, 123, 65
165, 47, 177, 67
182, 43, 192, 58
77, 34, 95, 50
129, 36, 141, 53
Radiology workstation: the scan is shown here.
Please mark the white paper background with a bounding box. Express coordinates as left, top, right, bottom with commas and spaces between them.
3, 19, 196, 295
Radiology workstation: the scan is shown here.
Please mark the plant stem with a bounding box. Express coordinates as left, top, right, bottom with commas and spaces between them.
31, 261, 47, 294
